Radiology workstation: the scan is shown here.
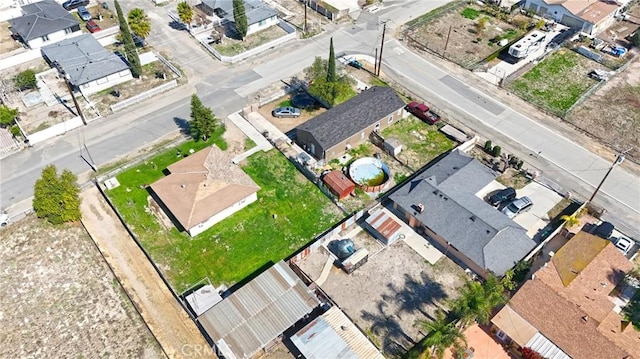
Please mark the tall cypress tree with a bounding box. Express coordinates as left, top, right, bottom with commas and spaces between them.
233, 0, 248, 40
327, 37, 336, 83
115, 0, 142, 78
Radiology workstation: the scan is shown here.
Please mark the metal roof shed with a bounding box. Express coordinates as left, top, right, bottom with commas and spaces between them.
291, 306, 385, 359
323, 171, 356, 200
365, 209, 403, 245
197, 261, 320, 359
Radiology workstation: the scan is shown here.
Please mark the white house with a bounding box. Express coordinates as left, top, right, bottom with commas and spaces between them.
150, 145, 260, 237
41, 34, 133, 95
198, 0, 279, 36
7, 0, 81, 48
524, 0, 620, 35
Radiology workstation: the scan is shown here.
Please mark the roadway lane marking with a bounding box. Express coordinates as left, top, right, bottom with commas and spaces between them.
439, 75, 505, 115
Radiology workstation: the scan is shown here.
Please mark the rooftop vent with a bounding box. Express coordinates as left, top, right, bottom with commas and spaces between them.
417, 203, 425, 213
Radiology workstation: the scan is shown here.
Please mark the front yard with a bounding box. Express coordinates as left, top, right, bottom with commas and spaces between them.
108, 142, 342, 290
509, 49, 603, 116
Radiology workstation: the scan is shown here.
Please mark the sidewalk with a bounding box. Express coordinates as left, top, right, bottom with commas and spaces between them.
227, 111, 272, 163
80, 186, 214, 359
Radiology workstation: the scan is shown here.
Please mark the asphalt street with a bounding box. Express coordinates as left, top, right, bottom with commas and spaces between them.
0, 0, 638, 238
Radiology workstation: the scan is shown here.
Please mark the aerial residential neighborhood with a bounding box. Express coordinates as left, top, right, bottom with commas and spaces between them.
0, 0, 639, 358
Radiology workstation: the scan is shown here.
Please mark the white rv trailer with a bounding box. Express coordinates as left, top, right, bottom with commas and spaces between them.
508, 30, 546, 58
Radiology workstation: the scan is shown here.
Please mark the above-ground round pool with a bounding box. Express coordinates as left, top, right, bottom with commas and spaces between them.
291, 93, 317, 109
348, 157, 391, 192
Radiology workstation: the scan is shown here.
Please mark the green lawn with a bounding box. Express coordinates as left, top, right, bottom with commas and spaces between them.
108, 147, 341, 290
510, 49, 599, 115
381, 116, 456, 166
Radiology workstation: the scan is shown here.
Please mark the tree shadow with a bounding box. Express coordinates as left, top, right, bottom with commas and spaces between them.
173, 117, 190, 136
360, 271, 449, 356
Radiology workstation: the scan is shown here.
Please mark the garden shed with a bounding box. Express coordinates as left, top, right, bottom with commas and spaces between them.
322, 170, 356, 200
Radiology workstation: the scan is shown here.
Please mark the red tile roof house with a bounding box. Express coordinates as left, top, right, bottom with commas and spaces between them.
491, 231, 640, 359
149, 145, 260, 237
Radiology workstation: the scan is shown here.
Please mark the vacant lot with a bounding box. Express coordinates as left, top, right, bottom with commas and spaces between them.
406, 3, 528, 68
381, 116, 456, 169
213, 24, 289, 56
297, 227, 466, 357
0, 216, 163, 359
108, 145, 342, 290
567, 56, 640, 162
509, 49, 604, 116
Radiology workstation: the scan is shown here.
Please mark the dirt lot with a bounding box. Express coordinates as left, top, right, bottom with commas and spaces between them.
0, 22, 22, 55
297, 225, 466, 358
566, 55, 640, 162
0, 216, 164, 359
407, 4, 530, 68
256, 94, 326, 134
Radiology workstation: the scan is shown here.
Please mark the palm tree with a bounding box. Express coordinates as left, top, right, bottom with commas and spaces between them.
127, 8, 151, 39
418, 310, 467, 359
560, 213, 580, 229
451, 275, 507, 327
177, 1, 193, 27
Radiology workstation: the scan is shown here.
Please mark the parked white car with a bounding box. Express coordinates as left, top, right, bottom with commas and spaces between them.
614, 236, 633, 255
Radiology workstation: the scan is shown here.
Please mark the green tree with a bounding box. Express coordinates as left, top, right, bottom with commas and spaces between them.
451, 275, 507, 327
305, 57, 328, 82
632, 31, 640, 47
115, 0, 142, 78
327, 37, 336, 82
15, 69, 37, 90
177, 1, 193, 26
0, 105, 19, 127
127, 8, 151, 39
476, 17, 488, 36
33, 165, 81, 225
233, 0, 248, 40
418, 310, 467, 359
560, 213, 580, 228
622, 268, 640, 330
189, 94, 218, 141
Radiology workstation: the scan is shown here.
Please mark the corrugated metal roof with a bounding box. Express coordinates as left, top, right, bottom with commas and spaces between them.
526, 332, 571, 359
292, 306, 385, 359
198, 261, 320, 359
366, 209, 402, 242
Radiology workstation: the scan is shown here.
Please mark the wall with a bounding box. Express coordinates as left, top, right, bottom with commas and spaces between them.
79, 69, 133, 95
27, 115, 83, 144
324, 107, 404, 160
26, 26, 81, 49
295, 128, 323, 159
246, 15, 279, 36
392, 202, 490, 278
188, 192, 258, 237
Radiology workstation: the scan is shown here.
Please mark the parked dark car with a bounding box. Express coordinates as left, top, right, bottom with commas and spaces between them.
594, 221, 614, 239
77, 6, 91, 21
489, 187, 516, 207
86, 20, 101, 33
272, 107, 301, 118
63, 0, 90, 10
132, 34, 146, 47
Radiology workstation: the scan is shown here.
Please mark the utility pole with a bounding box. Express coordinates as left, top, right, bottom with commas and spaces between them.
377, 22, 386, 76
374, 48, 378, 76
443, 25, 453, 59
588, 149, 631, 203
63, 74, 87, 125
304, 0, 307, 33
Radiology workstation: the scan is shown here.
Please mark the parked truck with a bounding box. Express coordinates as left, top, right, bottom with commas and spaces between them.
406, 101, 441, 125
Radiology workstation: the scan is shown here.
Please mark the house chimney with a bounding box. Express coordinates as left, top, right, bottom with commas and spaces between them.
181, 184, 185, 189
417, 203, 424, 213
582, 315, 589, 322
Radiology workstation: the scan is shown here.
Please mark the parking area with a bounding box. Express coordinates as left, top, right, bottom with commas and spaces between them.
476, 180, 564, 238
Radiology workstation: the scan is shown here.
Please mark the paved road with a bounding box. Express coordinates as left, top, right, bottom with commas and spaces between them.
1, 0, 638, 237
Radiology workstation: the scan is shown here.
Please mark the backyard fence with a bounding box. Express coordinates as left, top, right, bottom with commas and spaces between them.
155, 53, 182, 78
110, 79, 178, 112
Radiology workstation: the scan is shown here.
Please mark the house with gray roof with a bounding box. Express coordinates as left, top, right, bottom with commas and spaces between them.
8, 0, 81, 49
41, 34, 132, 95
389, 149, 536, 277
198, 0, 279, 36
295, 86, 406, 161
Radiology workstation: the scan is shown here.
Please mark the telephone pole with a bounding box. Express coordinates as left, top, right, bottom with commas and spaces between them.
443, 25, 453, 58
588, 149, 631, 203
377, 21, 387, 76
373, 48, 378, 76
63, 73, 87, 125
304, 0, 307, 33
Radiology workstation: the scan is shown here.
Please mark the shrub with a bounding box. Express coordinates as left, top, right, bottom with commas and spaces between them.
15, 69, 37, 90
461, 7, 480, 20
492, 145, 502, 157
632, 31, 640, 47
516, 160, 524, 170
10, 125, 21, 138
484, 140, 493, 152
0, 105, 19, 126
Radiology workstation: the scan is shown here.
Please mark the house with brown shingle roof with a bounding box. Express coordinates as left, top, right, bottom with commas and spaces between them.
150, 145, 260, 237
523, 0, 621, 35
491, 231, 639, 359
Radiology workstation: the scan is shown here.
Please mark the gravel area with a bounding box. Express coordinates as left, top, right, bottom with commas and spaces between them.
0, 216, 164, 359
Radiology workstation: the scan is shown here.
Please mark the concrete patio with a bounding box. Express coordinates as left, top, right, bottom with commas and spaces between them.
444, 324, 513, 359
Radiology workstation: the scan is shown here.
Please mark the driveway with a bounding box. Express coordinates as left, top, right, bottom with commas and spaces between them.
513, 181, 564, 238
